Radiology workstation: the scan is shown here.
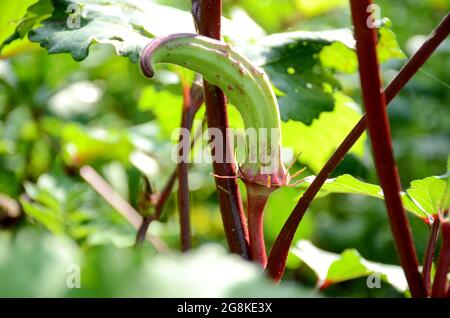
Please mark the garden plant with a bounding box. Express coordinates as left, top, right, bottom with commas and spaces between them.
0, 0, 449, 299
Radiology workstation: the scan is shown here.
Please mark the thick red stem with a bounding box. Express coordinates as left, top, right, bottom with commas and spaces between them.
431, 221, 450, 298
266, 12, 450, 283
191, 0, 250, 258
247, 187, 270, 267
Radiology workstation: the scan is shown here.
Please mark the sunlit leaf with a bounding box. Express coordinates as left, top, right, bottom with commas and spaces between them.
3, 0, 265, 62
292, 240, 408, 292
282, 92, 365, 172
0, 0, 44, 57
297, 170, 450, 222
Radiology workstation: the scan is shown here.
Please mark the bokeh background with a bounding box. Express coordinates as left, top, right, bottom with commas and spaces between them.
0, 0, 448, 297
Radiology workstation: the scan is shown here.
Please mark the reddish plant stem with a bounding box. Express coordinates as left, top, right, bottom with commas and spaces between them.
422, 215, 441, 295
266, 11, 450, 284
191, 0, 250, 259
247, 188, 270, 267
431, 221, 450, 298
177, 85, 195, 251
348, 0, 425, 297
136, 83, 204, 247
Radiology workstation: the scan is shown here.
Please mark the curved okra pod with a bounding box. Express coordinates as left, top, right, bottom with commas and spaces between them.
140, 33, 289, 189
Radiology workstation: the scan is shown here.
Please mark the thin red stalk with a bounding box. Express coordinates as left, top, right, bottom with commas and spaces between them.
191, 0, 250, 259
135, 83, 204, 247
177, 85, 194, 251
422, 216, 441, 295
266, 11, 450, 283
348, 0, 425, 297
431, 221, 450, 298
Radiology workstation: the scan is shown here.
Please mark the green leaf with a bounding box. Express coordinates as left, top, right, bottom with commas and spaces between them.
252, 29, 351, 124
20, 198, 65, 233
297, 169, 450, 222
20, 170, 140, 247
250, 24, 404, 124
292, 240, 408, 292
28, 0, 152, 62
406, 173, 450, 217
377, 27, 406, 62
282, 92, 365, 172
0, 0, 43, 57
0, 0, 53, 52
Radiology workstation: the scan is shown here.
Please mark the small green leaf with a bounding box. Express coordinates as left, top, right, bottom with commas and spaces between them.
0, 0, 53, 52
20, 198, 65, 233
377, 27, 406, 62
292, 240, 408, 292
327, 250, 372, 283
298, 167, 450, 222
406, 174, 450, 217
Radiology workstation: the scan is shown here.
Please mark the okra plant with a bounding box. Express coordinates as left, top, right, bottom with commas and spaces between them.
0, 0, 448, 298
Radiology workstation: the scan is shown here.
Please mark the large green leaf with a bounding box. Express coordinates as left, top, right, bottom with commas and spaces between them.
250, 29, 352, 124
29, 0, 154, 62
249, 24, 405, 124
292, 240, 408, 293
4, 0, 265, 62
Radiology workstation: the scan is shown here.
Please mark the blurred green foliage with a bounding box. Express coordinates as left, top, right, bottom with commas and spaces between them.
0, 0, 448, 297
